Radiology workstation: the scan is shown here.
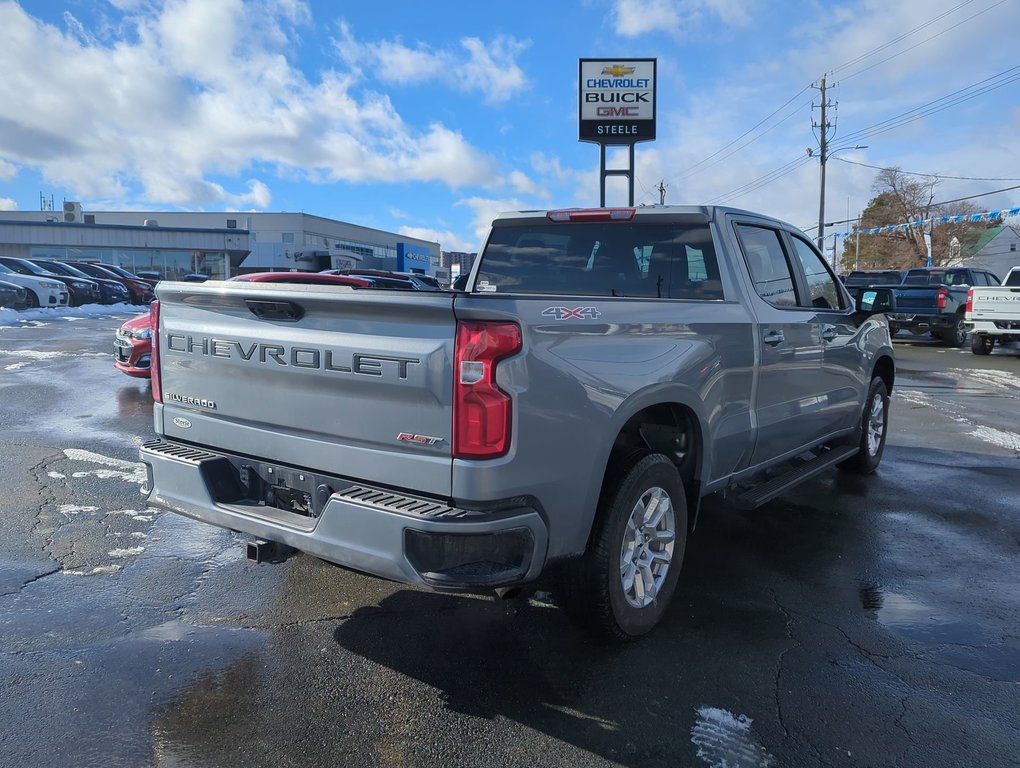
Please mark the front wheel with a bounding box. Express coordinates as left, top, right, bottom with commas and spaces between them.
942, 313, 967, 347
558, 453, 688, 640
970, 334, 994, 355
838, 377, 889, 475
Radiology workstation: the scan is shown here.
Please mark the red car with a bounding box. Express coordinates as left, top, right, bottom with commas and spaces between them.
114, 312, 153, 378
114, 272, 371, 378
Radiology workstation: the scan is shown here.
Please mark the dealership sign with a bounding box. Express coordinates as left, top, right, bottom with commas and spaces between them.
579, 59, 656, 144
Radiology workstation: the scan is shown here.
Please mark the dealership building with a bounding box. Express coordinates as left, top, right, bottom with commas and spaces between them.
0, 204, 442, 281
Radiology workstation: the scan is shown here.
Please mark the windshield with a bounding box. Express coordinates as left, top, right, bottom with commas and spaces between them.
903, 270, 970, 286
9, 259, 53, 276
39, 261, 91, 279
101, 264, 137, 279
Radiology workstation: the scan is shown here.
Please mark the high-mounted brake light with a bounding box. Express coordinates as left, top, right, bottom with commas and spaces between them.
546, 208, 636, 222
936, 286, 948, 310
149, 300, 162, 403
453, 321, 522, 459
965, 288, 973, 315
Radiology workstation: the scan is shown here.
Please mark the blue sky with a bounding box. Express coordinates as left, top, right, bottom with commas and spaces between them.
1, 0, 1018, 252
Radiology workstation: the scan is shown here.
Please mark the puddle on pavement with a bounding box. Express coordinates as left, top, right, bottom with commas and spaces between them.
858, 584, 996, 646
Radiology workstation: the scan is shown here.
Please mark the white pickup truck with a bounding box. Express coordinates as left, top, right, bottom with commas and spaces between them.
965, 267, 1020, 354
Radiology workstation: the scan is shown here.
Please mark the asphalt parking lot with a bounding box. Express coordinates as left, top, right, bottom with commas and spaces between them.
0, 311, 1017, 768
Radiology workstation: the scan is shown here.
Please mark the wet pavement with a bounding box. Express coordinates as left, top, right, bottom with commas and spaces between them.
0, 315, 1017, 767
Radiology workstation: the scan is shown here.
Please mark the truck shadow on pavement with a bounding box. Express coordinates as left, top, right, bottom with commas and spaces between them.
328, 489, 871, 767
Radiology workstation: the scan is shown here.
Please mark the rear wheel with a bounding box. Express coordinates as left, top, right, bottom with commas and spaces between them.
559, 453, 687, 640
970, 334, 994, 355
942, 312, 967, 347
838, 377, 889, 475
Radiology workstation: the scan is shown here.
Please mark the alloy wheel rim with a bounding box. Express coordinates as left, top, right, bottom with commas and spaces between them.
619, 486, 676, 609
866, 393, 885, 456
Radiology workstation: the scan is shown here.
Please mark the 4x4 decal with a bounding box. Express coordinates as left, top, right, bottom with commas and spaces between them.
542, 306, 602, 320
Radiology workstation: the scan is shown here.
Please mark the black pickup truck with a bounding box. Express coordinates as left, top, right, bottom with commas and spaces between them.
887, 266, 1002, 346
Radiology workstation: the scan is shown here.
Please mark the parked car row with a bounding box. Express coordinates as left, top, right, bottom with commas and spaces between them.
113, 269, 443, 378
0, 257, 156, 308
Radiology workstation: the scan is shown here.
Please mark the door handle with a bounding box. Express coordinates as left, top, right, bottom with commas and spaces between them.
763, 330, 785, 346
822, 327, 838, 342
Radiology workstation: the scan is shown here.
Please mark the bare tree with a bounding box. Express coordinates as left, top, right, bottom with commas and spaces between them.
841, 168, 999, 272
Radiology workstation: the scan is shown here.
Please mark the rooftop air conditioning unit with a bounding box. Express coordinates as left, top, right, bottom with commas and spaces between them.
63, 201, 82, 222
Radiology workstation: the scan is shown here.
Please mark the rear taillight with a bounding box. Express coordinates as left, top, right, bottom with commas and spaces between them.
149, 300, 162, 403
965, 288, 973, 314
453, 321, 521, 459
936, 286, 948, 310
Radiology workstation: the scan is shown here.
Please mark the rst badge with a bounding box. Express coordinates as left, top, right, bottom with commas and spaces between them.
396, 432, 444, 447
542, 306, 602, 320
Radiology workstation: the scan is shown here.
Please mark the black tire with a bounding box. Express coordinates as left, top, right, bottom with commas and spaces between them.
970, 334, 994, 355
942, 312, 967, 347
558, 453, 688, 640
838, 377, 889, 475
26, 290, 40, 309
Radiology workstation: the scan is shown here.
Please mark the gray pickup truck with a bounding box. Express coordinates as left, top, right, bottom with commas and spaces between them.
139, 206, 896, 639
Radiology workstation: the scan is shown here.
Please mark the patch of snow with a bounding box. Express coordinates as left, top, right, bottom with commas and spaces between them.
63, 449, 148, 484
108, 546, 145, 558
968, 426, 1020, 452
64, 565, 123, 576
0, 302, 141, 329
691, 707, 773, 768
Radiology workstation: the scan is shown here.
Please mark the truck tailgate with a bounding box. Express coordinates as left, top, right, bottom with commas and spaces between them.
970, 286, 1020, 320
154, 282, 456, 497
891, 286, 940, 310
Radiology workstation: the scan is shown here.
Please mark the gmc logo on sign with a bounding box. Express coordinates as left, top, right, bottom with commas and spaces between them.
596, 106, 639, 117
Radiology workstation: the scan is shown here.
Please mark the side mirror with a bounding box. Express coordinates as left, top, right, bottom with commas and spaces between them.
856, 287, 896, 313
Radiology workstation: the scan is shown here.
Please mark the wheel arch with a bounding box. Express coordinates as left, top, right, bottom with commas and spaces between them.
583, 386, 708, 550
873, 353, 895, 394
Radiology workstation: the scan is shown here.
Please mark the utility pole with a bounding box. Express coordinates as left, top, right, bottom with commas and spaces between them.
813, 76, 835, 251
656, 180, 667, 205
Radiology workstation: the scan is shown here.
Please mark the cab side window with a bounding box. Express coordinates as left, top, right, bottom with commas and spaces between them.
789, 235, 845, 310
736, 225, 797, 307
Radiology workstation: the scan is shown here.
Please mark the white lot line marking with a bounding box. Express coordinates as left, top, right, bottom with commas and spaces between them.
63, 448, 148, 484
57, 504, 99, 517
691, 707, 774, 768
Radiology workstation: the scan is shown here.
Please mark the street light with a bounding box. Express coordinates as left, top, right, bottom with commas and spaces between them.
812, 144, 867, 250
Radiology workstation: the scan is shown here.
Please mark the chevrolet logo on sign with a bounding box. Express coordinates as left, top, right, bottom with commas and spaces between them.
602, 64, 635, 76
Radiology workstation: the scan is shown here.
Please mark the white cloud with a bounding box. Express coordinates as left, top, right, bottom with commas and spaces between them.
399, 225, 475, 253
333, 23, 529, 104
455, 196, 534, 244
613, 0, 753, 37
0, 197, 17, 211
0, 2, 497, 209
0, 159, 16, 181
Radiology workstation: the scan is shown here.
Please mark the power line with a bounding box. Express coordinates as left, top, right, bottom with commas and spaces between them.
836, 65, 1020, 145
704, 155, 813, 204
829, 0, 977, 76
833, 157, 1020, 181
672, 85, 814, 182
838, 0, 1008, 82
